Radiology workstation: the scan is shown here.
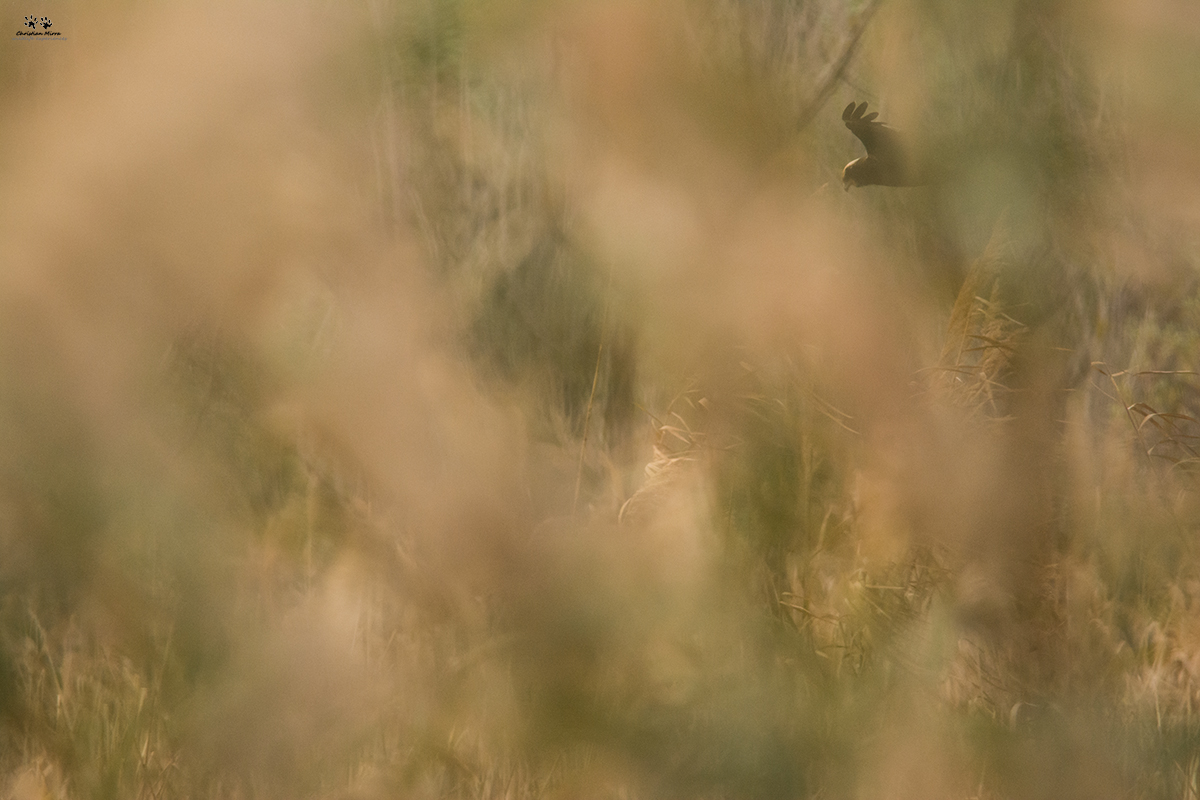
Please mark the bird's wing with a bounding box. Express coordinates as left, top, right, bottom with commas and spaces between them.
842, 101, 905, 162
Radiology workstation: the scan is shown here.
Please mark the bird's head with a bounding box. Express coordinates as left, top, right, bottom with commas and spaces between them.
841, 158, 865, 191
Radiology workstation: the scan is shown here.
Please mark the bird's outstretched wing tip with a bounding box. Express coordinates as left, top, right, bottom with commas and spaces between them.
844, 101, 876, 125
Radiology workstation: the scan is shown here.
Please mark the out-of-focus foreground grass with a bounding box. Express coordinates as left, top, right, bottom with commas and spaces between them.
3, 1, 1200, 797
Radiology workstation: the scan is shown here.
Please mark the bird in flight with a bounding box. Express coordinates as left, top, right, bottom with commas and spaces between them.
841, 101, 924, 190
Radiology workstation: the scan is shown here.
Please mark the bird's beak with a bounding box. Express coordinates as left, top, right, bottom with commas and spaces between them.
843, 183, 850, 192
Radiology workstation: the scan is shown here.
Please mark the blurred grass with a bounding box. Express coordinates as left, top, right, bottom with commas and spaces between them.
3, 0, 1200, 798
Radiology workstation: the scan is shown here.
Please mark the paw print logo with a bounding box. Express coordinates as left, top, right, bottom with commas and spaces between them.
23, 15, 36, 29
39, 16, 51, 30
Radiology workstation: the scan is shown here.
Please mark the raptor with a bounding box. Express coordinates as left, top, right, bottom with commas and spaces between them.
841, 101, 924, 190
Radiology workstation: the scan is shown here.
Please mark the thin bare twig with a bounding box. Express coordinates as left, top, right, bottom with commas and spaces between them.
795, 0, 885, 134
573, 268, 614, 516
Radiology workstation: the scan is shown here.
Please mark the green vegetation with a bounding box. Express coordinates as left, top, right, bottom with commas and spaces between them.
2, 0, 1200, 797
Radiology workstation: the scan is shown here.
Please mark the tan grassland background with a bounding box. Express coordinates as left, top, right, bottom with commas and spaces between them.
3, 1, 1200, 798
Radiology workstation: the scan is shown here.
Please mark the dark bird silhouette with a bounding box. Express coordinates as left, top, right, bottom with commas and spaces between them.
841, 101, 924, 190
